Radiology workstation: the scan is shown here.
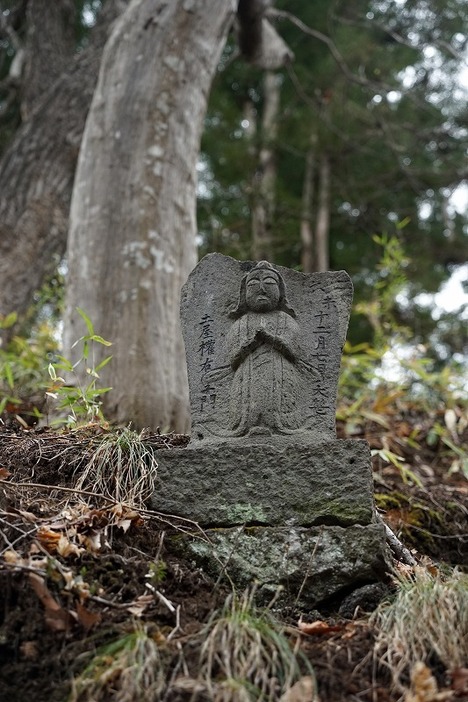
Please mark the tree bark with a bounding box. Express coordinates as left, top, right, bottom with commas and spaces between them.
64, 0, 235, 433
252, 71, 280, 262
0, 2, 125, 342
315, 152, 331, 272
20, 0, 77, 121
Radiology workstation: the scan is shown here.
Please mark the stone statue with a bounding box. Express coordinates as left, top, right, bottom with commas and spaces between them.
227, 261, 315, 436
181, 254, 352, 444
152, 253, 390, 608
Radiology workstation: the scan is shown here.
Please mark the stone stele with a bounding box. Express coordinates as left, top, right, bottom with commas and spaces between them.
152, 254, 390, 606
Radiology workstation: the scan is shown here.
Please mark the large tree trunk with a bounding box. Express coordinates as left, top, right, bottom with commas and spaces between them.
0, 2, 125, 342
64, 0, 235, 433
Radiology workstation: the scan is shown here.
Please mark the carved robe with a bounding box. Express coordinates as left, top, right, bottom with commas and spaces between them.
227, 309, 301, 435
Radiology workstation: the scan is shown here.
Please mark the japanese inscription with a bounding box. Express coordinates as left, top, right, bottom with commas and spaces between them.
198, 314, 216, 412
311, 294, 335, 418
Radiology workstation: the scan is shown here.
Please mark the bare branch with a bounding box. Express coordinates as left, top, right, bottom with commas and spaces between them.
336, 11, 467, 63
268, 8, 369, 87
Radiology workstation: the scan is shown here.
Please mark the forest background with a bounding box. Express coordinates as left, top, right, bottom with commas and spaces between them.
0, 0, 466, 433
0, 4, 467, 699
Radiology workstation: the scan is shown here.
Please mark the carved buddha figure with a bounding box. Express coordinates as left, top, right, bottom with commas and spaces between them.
227, 261, 302, 435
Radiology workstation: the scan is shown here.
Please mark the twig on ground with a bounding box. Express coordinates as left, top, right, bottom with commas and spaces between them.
376, 511, 417, 566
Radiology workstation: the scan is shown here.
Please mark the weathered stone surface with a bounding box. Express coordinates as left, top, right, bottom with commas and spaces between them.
152, 439, 374, 527
172, 522, 390, 608
181, 254, 353, 445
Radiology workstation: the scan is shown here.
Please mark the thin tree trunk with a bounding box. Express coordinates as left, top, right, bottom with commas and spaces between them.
64, 0, 235, 432
442, 194, 455, 241
252, 71, 280, 261
300, 134, 316, 273
0, 2, 125, 342
315, 152, 331, 272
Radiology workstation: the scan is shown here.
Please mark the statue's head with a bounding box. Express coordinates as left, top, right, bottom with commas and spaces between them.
230, 261, 296, 318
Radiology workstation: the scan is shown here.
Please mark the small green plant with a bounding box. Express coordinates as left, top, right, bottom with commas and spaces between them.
69, 624, 166, 702
371, 447, 423, 488
146, 559, 167, 586
0, 312, 58, 420
47, 308, 112, 426
372, 566, 468, 690
72, 425, 158, 506
197, 587, 316, 701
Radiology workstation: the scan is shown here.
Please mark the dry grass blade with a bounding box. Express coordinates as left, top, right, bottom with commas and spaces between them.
197, 588, 317, 702
372, 566, 468, 690
72, 426, 158, 507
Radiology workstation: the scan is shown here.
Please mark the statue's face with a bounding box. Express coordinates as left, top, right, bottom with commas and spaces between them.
245, 270, 280, 312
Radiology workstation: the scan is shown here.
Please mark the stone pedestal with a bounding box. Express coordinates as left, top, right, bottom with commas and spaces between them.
153, 440, 374, 527
150, 254, 391, 606
152, 439, 390, 606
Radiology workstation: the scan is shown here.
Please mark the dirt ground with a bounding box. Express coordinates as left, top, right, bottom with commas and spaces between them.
0, 414, 467, 702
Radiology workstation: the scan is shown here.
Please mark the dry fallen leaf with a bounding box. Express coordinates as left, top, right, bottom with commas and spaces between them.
60, 568, 90, 600
279, 676, 318, 702
3, 549, 23, 565
116, 518, 133, 533
78, 531, 104, 553
76, 601, 101, 632
298, 619, 342, 636
341, 622, 360, 640
405, 662, 452, 702
127, 593, 154, 617
56, 534, 84, 558
29, 573, 74, 632
0, 467, 11, 479
36, 526, 61, 551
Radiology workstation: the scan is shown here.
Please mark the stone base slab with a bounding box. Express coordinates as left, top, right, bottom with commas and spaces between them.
152, 439, 374, 527
171, 522, 391, 608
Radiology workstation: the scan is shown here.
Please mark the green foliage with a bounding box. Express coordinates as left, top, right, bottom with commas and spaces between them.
341, 234, 467, 402
47, 308, 112, 427
338, 234, 467, 480
355, 231, 411, 344
340, 232, 412, 398
0, 312, 58, 421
